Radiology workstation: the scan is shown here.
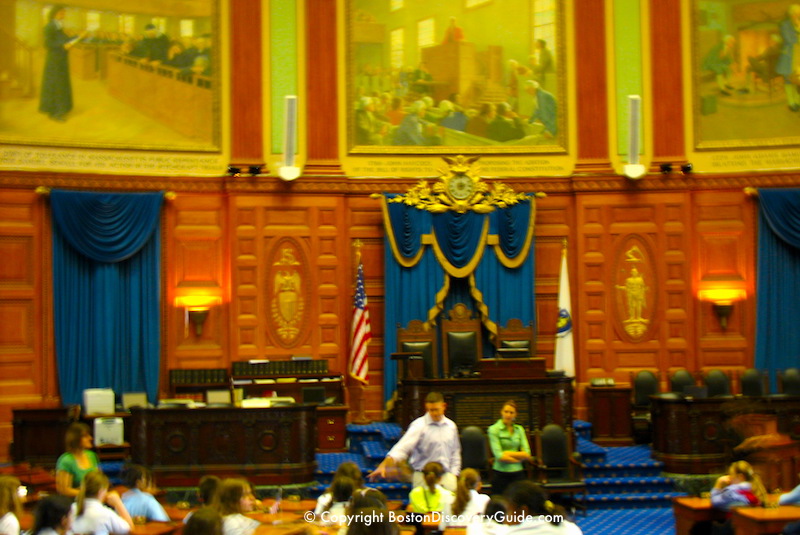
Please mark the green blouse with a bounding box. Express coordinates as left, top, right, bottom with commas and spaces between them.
487, 419, 530, 473
56, 451, 99, 488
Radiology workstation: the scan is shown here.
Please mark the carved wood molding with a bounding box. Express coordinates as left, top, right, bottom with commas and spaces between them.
3, 170, 800, 195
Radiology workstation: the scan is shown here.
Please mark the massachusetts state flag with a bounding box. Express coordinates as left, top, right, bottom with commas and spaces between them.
554, 244, 575, 377
349, 262, 372, 384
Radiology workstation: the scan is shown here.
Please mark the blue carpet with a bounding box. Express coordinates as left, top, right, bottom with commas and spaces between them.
575, 506, 675, 535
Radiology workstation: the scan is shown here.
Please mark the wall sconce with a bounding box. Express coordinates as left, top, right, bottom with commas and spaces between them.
175, 295, 222, 336
698, 287, 747, 331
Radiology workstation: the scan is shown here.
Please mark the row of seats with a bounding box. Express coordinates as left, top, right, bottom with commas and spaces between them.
630, 368, 800, 443
632, 368, 800, 406
460, 423, 586, 514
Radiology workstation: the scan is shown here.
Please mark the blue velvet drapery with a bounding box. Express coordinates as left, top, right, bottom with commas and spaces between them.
51, 190, 163, 405
381, 195, 535, 401
755, 189, 800, 390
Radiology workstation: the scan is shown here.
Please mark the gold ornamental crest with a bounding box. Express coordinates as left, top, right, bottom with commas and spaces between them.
386, 155, 530, 214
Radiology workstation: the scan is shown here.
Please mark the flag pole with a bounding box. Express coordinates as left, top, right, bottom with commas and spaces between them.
349, 239, 371, 424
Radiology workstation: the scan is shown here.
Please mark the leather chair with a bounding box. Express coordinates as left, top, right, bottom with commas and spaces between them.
496, 318, 533, 356
779, 368, 800, 396
630, 370, 660, 443
704, 369, 732, 398
441, 303, 482, 377
670, 369, 696, 393
739, 368, 767, 397
460, 425, 491, 481
532, 424, 586, 515
397, 319, 438, 378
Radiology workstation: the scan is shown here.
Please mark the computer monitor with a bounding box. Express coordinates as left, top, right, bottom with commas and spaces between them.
122, 392, 148, 411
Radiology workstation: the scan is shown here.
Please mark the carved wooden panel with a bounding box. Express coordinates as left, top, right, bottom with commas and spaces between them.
0, 190, 50, 463
164, 195, 227, 377
231, 194, 348, 368
577, 193, 691, 383
694, 191, 755, 371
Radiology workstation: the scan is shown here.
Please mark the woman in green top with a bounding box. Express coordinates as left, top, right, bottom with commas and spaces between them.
56, 422, 100, 497
487, 400, 532, 496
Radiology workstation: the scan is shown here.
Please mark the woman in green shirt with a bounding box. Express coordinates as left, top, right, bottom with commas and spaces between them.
487, 400, 532, 496
55, 422, 100, 497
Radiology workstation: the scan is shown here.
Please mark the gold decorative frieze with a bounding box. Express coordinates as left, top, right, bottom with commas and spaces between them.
614, 239, 655, 341
386, 156, 531, 214
267, 239, 308, 348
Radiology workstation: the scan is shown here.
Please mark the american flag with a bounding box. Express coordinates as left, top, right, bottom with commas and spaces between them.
349, 262, 371, 384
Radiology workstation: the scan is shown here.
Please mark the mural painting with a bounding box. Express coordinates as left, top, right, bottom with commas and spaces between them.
347, 0, 565, 153
0, 0, 219, 152
693, 0, 800, 149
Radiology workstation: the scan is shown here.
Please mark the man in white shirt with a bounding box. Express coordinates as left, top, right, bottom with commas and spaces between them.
368, 391, 461, 491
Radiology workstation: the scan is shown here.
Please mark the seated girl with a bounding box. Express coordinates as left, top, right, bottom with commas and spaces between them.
70, 471, 134, 535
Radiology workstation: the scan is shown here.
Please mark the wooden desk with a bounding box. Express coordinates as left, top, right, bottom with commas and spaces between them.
396, 377, 573, 431
672, 497, 727, 535
732, 506, 800, 535
652, 394, 800, 474
130, 405, 317, 486
132, 522, 180, 535
586, 385, 633, 446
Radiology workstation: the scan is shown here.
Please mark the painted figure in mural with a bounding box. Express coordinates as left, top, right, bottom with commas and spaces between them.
746, 33, 783, 94
38, 5, 87, 122
530, 39, 555, 92
442, 17, 465, 43
702, 34, 738, 96
465, 102, 495, 139
524, 80, 558, 140
487, 102, 525, 142
355, 97, 389, 145
393, 100, 441, 146
776, 4, 800, 111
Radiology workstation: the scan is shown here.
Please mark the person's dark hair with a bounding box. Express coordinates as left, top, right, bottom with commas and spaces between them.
329, 476, 356, 507
421, 461, 444, 493
65, 422, 91, 452
184, 506, 223, 535
124, 464, 152, 489
425, 391, 444, 404
347, 506, 399, 535
329, 461, 363, 490
31, 494, 72, 535
348, 488, 388, 513
502, 399, 518, 411
198, 475, 221, 505
505, 480, 563, 525
484, 495, 508, 519
214, 478, 250, 516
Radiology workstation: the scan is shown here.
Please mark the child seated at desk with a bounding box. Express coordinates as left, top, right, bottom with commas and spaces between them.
30, 495, 73, 535
71, 471, 134, 535
121, 464, 169, 522
214, 478, 259, 535
0, 475, 22, 535
440, 468, 490, 530
709, 461, 767, 535
710, 461, 766, 511
408, 462, 454, 514
184, 506, 223, 535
